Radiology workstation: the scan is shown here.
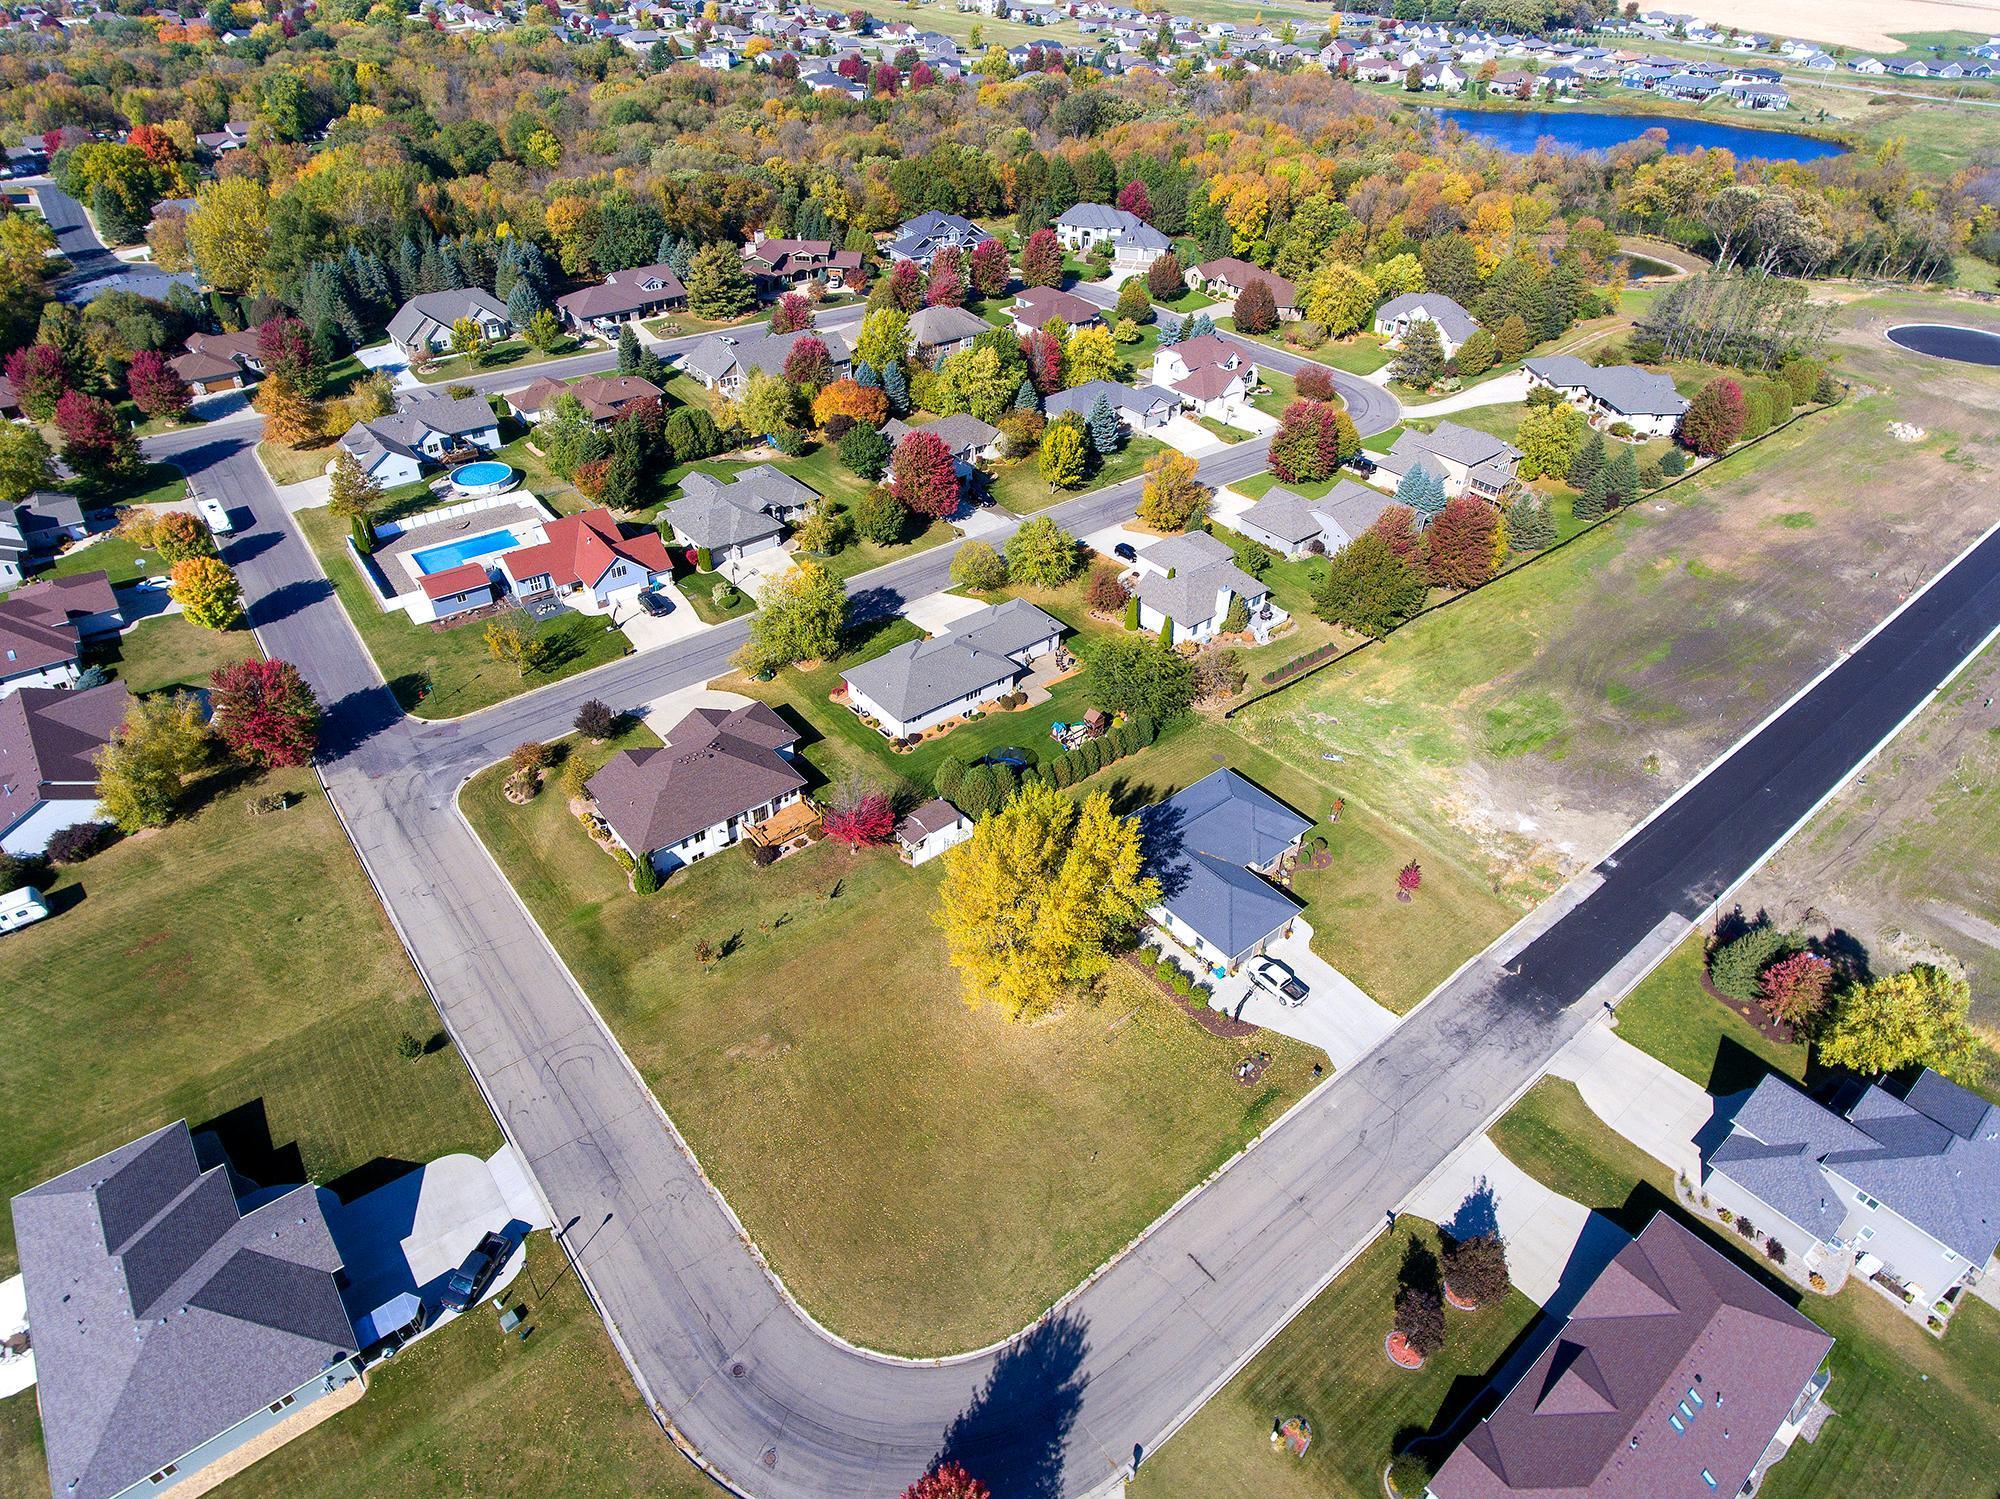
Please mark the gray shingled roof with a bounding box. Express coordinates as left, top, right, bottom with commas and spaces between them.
586, 702, 804, 855
1238, 480, 1395, 552
12, 1122, 356, 1499
1141, 768, 1308, 963
1383, 420, 1521, 479
1526, 355, 1691, 419
385, 288, 510, 347
1053, 203, 1144, 233
1376, 291, 1478, 344
1131, 532, 1264, 630
1043, 379, 1177, 423
664, 465, 819, 550
679, 326, 851, 385
906, 303, 990, 348
840, 598, 1061, 723
884, 412, 1001, 459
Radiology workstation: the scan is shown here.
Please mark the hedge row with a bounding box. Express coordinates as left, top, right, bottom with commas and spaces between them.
1262, 640, 1345, 685
1027, 714, 1155, 790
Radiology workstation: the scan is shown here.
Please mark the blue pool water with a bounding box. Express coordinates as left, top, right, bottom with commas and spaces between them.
411, 528, 520, 574
1434, 107, 1846, 163
450, 460, 516, 487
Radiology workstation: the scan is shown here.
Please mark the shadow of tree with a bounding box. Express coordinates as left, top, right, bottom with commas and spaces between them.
933, 1312, 1090, 1499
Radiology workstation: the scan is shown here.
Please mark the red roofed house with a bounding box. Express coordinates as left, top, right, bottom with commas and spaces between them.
1152, 334, 1258, 422
1426, 1214, 1833, 1499
553, 262, 687, 341
1186, 258, 1298, 319
502, 374, 664, 426
495, 507, 672, 613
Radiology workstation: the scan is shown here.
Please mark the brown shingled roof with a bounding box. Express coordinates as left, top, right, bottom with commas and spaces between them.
586, 702, 806, 856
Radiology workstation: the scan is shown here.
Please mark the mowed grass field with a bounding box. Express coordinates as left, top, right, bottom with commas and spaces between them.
461, 732, 1329, 1354
0, 765, 499, 1276
1488, 1078, 2000, 1499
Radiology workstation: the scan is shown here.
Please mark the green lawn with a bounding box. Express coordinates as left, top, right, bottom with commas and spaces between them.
1488, 1078, 2000, 1499
69, 460, 188, 511
461, 742, 1325, 1354
1250, 368, 1298, 420
295, 505, 633, 718
1129, 1218, 1540, 1499
96, 613, 260, 694
412, 337, 580, 384
679, 568, 755, 623
984, 433, 1164, 515
1, 533, 158, 596
0, 764, 498, 1277
1611, 935, 1810, 1093
257, 437, 338, 487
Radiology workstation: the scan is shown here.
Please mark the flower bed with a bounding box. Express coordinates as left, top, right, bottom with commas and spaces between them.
1384, 1331, 1426, 1370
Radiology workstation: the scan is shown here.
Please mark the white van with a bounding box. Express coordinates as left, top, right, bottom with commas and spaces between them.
197, 496, 236, 535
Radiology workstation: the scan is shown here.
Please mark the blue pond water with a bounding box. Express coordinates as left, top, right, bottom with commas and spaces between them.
450, 460, 516, 487
1885, 323, 2000, 366
1435, 107, 1846, 163
411, 528, 522, 575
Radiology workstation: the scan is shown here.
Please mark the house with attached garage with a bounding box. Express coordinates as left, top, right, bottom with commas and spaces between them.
884, 413, 1002, 480
1426, 1213, 1833, 1499
1140, 768, 1309, 974
739, 235, 863, 296
2, 492, 95, 588
168, 328, 265, 393
0, 572, 122, 696
1185, 258, 1298, 319
678, 326, 852, 400
1152, 334, 1258, 423
333, 392, 502, 488
1234, 479, 1398, 560
662, 465, 819, 566
495, 507, 673, 613
1051, 203, 1171, 271
1373, 421, 1520, 503
0, 680, 129, 855
1124, 531, 1281, 645
1703, 1068, 2000, 1310
1042, 378, 1178, 433
587, 702, 808, 875
553, 261, 687, 339
11, 1120, 364, 1499
905, 303, 993, 367
1525, 354, 1690, 438
503, 374, 663, 426
385, 288, 514, 362
840, 597, 1064, 741
1372, 291, 1479, 359
884, 210, 992, 268
1008, 285, 1104, 335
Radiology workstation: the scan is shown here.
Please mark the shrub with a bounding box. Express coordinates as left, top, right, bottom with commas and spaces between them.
575, 700, 618, 740
1441, 1233, 1509, 1307
1393, 1285, 1446, 1359
1734, 1215, 1757, 1239
1709, 921, 1801, 1001
1085, 565, 1127, 614
633, 856, 661, 893
1387, 1451, 1437, 1497
1129, 713, 1154, 747
1659, 447, 1686, 476
1759, 951, 1835, 1029
1764, 1238, 1788, 1265
47, 820, 116, 863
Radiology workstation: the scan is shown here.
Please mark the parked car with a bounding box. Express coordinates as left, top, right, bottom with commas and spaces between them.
1111, 542, 1138, 562
637, 589, 672, 617
1345, 455, 1377, 479
440, 1231, 510, 1312
196, 496, 235, 534
1250, 956, 1308, 1005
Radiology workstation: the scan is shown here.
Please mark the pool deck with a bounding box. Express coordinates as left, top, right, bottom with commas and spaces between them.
377, 499, 551, 593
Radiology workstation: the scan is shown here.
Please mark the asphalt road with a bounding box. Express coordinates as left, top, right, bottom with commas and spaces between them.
140, 316, 2000, 1497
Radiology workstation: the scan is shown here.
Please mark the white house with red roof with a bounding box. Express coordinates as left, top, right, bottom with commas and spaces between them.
495, 508, 673, 613
1152, 334, 1258, 422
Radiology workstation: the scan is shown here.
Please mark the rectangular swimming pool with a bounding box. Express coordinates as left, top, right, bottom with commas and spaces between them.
410, 528, 521, 575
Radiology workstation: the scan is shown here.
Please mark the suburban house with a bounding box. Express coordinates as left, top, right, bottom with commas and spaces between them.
0, 573, 122, 696
896, 796, 974, 866
334, 392, 502, 487
503, 374, 663, 425
1426, 1214, 1833, 1499
663, 465, 819, 566
1185, 258, 1298, 319
195, 118, 252, 153
1050, 203, 1172, 271
1704, 1068, 2000, 1309
587, 701, 808, 875
0, 680, 129, 855
495, 507, 673, 612
1524, 355, 1690, 438
167, 328, 264, 393
841, 597, 1064, 740
0, 507, 23, 590
1373, 291, 1479, 358
1008, 285, 1104, 335
884, 210, 992, 267
2, 493, 94, 588
905, 303, 991, 366
1235, 479, 1398, 560
1125, 531, 1278, 644
884, 413, 1002, 477
10, 1120, 363, 1499
385, 288, 514, 361
553, 262, 687, 338
679, 326, 852, 399
1373, 421, 1521, 502
739, 235, 863, 295
1140, 768, 1309, 973
1042, 378, 1178, 432
1152, 334, 1258, 421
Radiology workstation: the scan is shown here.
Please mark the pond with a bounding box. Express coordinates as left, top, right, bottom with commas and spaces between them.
1624, 253, 1678, 280
1433, 107, 1847, 164
1884, 323, 2000, 366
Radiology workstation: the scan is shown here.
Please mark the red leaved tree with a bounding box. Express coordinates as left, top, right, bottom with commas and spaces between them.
1020, 328, 1064, 395
770, 292, 814, 334
781, 335, 834, 391
256, 315, 316, 388
1370, 503, 1424, 564
910, 60, 935, 88
1397, 860, 1423, 899
901, 1463, 990, 1499
823, 788, 896, 851
870, 61, 898, 95
126, 350, 193, 420
925, 260, 967, 308
1116, 178, 1153, 223
1295, 365, 1337, 403
889, 429, 960, 519
1268, 399, 1356, 484
1759, 951, 1835, 1029
1234, 276, 1278, 335
1019, 228, 1063, 288
1679, 377, 1744, 456
967, 237, 1011, 297
209, 658, 323, 768
1145, 249, 1184, 301
54, 390, 132, 477
1422, 495, 1500, 590
4, 342, 72, 420
884, 258, 925, 312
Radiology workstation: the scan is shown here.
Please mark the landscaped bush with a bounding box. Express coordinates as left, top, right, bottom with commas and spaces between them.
1387, 1450, 1437, 1497
1765, 1238, 1788, 1265
1734, 1215, 1757, 1239
1261, 640, 1345, 685
46, 821, 117, 863
1709, 921, 1803, 1001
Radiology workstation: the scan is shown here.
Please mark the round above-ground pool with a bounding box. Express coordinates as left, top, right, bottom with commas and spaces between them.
447, 460, 519, 496
1885, 324, 2000, 367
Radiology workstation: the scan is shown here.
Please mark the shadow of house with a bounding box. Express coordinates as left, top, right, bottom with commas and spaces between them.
934, 1313, 1089, 1499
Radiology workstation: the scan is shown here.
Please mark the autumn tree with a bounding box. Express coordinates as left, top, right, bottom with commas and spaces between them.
812, 377, 889, 430
256, 315, 319, 393
125, 350, 193, 421
1313, 532, 1426, 638
1680, 376, 1745, 455
1021, 328, 1064, 395
1269, 399, 1358, 484
1234, 275, 1278, 335
484, 612, 547, 677
1393, 1284, 1446, 1360
4, 343, 71, 420
1038, 412, 1088, 491
185, 177, 269, 293
1819, 965, 1984, 1082
1062, 325, 1118, 387
209, 657, 321, 767
151, 510, 214, 563
934, 782, 1158, 1022
1006, 515, 1082, 587
769, 291, 814, 334
949, 539, 1008, 591
967, 237, 1011, 298
1145, 250, 1184, 301
1758, 951, 1835, 1030
1515, 401, 1584, 481
170, 555, 244, 630
855, 308, 911, 372
1137, 449, 1208, 531
1302, 262, 1379, 336
1116, 178, 1153, 223
1019, 228, 1063, 287
255, 373, 323, 447
95, 692, 212, 831
0, 422, 56, 504
901, 1463, 991, 1499
54, 390, 136, 477
1424, 496, 1501, 590
1441, 1233, 1510, 1308
328, 448, 386, 522
823, 785, 897, 850
889, 429, 960, 519
742, 558, 846, 672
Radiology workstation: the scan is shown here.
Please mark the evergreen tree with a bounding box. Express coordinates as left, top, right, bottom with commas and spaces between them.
1014, 378, 1039, 411
1575, 464, 1610, 522
1394, 464, 1447, 520
1566, 429, 1607, 491
617, 323, 642, 374
506, 280, 543, 328
1184, 312, 1215, 340
881, 360, 909, 415
1390, 318, 1445, 388
1603, 445, 1640, 507
853, 359, 879, 388
1503, 494, 1555, 551
1158, 317, 1181, 347
1086, 394, 1121, 455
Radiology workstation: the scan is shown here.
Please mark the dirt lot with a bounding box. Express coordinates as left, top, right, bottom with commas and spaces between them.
1692, 0, 2000, 53
1233, 290, 2000, 927
1734, 637, 2000, 1035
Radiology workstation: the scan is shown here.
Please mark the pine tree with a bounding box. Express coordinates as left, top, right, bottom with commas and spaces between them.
1603, 445, 1640, 508
617, 323, 642, 374
1086, 394, 1121, 455
1395, 465, 1447, 520
1566, 429, 1606, 491
854, 359, 880, 388
1014, 378, 1038, 411
1503, 494, 1555, 551
507, 281, 544, 328
881, 360, 909, 415
1575, 465, 1609, 522
1158, 318, 1181, 347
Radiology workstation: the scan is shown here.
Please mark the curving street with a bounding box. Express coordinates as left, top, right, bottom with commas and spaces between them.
138, 309, 2000, 1498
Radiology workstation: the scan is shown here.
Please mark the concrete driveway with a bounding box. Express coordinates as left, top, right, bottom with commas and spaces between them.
1209, 920, 1400, 1071
615, 579, 710, 651
1400, 369, 1533, 418
721, 544, 798, 598
1549, 1020, 1721, 1179
902, 588, 990, 636
1157, 415, 1231, 456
